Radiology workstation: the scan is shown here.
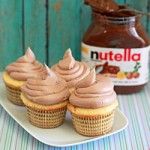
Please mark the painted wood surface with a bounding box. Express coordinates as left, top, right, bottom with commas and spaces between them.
0, 0, 23, 71
48, 0, 82, 66
0, 0, 150, 71
148, 0, 150, 34
126, 0, 148, 31
24, 0, 46, 63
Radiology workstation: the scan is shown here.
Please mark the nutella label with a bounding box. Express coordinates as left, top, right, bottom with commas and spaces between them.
81, 43, 150, 86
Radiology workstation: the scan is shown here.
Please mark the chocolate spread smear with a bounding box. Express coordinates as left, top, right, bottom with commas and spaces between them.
84, 0, 140, 18
84, 0, 119, 13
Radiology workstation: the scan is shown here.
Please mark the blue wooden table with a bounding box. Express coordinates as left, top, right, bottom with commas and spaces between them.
0, 82, 150, 150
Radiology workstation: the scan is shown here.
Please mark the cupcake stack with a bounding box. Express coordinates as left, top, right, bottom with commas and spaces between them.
3, 48, 118, 136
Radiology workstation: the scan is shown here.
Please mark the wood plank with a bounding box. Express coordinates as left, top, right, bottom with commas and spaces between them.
0, 0, 23, 71
147, 0, 150, 36
116, 0, 126, 5
126, 0, 148, 30
24, 0, 46, 63
80, 1, 92, 38
48, 0, 82, 66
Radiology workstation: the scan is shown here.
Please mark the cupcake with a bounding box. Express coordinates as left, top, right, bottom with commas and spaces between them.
21, 65, 70, 128
67, 68, 118, 136
52, 49, 90, 92
3, 48, 45, 106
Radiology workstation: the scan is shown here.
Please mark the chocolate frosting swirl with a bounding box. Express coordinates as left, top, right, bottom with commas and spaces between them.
52, 49, 90, 88
69, 69, 117, 108
21, 66, 70, 105
6, 48, 45, 81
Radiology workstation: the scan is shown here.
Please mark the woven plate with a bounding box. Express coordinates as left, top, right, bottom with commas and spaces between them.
0, 77, 128, 147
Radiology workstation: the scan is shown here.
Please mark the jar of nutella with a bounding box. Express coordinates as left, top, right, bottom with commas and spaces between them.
82, 0, 150, 94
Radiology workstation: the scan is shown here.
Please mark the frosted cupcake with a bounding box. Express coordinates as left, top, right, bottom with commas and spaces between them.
67, 69, 118, 136
3, 48, 45, 106
21, 65, 70, 128
52, 49, 90, 92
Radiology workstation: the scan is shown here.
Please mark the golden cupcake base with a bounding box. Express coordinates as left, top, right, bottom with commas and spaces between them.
3, 72, 25, 106
71, 111, 115, 136
67, 102, 118, 136
21, 94, 68, 128
26, 106, 67, 128
5, 84, 24, 106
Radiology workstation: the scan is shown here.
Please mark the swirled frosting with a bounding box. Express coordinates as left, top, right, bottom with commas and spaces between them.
69, 69, 117, 108
52, 49, 90, 88
21, 65, 70, 105
6, 48, 45, 81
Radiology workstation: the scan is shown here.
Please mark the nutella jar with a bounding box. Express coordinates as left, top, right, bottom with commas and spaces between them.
82, 1, 150, 94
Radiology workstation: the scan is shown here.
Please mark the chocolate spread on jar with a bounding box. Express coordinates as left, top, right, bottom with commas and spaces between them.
82, 0, 150, 94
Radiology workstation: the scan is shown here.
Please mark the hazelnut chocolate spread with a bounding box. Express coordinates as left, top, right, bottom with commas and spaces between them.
82, 0, 150, 94
85, 0, 119, 13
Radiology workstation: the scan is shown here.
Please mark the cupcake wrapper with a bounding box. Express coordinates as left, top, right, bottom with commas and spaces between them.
71, 111, 115, 136
25, 105, 67, 128
21, 94, 68, 128
5, 84, 24, 106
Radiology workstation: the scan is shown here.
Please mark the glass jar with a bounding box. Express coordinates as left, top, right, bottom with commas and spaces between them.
82, 10, 150, 94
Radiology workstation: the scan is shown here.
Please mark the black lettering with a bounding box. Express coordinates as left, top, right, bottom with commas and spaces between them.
91, 51, 98, 60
